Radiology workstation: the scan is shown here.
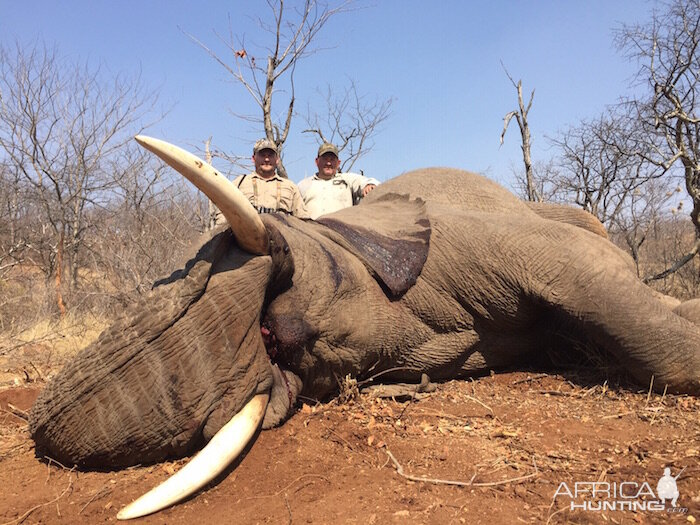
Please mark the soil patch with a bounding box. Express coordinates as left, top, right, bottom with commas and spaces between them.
0, 373, 698, 524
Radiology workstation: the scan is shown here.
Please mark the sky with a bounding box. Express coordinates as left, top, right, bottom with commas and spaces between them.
0, 0, 655, 190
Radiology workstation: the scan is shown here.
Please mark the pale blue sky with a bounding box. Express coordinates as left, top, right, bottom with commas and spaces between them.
1, 1, 653, 189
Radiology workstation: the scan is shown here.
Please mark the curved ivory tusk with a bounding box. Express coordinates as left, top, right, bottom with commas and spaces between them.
135, 135, 269, 255
117, 393, 269, 520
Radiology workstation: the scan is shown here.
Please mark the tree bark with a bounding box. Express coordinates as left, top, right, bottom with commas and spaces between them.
205, 137, 217, 231
55, 230, 67, 318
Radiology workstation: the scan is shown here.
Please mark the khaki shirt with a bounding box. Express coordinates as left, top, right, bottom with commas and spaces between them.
226, 172, 310, 219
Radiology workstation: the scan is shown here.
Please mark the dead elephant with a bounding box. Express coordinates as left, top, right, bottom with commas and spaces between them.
29, 137, 700, 519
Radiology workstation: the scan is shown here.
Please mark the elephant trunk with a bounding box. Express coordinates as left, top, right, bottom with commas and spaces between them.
29, 237, 275, 468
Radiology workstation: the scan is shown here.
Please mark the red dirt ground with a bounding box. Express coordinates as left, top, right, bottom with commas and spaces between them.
1, 372, 698, 524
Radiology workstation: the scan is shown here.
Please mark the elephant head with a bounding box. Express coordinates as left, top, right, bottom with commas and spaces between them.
28, 137, 431, 519
29, 137, 700, 520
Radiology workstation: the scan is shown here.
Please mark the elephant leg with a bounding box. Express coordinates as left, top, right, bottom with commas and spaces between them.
544, 265, 700, 394
673, 298, 700, 325
395, 329, 541, 380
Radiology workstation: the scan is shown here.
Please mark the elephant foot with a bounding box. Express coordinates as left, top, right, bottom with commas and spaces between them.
361, 373, 437, 401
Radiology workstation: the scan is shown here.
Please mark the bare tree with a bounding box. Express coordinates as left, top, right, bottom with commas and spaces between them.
0, 161, 27, 278
203, 137, 217, 232
547, 110, 661, 228
93, 149, 202, 302
648, 213, 700, 297
500, 65, 538, 201
611, 178, 679, 276
302, 81, 393, 172
615, 0, 700, 278
188, 0, 352, 178
512, 159, 562, 203
0, 41, 161, 312
197, 136, 251, 231
544, 105, 685, 283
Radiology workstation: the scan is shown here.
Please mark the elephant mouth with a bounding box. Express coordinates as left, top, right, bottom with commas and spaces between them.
261, 324, 278, 358
260, 321, 302, 410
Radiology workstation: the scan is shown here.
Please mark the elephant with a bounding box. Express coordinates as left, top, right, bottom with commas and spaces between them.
29, 137, 700, 519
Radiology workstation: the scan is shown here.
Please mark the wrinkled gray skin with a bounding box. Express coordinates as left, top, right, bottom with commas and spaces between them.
30, 169, 700, 469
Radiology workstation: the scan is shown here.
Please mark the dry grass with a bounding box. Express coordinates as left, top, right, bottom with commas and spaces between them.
13, 312, 107, 351
0, 311, 108, 387
610, 216, 700, 300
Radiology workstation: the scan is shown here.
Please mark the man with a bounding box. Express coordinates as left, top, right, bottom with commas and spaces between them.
298, 143, 379, 219
220, 138, 309, 221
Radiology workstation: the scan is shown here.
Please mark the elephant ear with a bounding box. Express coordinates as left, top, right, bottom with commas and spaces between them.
316, 193, 430, 298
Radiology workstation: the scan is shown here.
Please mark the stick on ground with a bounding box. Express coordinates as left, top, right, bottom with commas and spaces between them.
385, 449, 538, 488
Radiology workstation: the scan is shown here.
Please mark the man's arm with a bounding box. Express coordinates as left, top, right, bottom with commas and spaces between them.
291, 185, 311, 219
342, 172, 380, 200
297, 177, 311, 198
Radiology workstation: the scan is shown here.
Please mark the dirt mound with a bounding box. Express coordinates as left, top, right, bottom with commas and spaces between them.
0, 373, 698, 524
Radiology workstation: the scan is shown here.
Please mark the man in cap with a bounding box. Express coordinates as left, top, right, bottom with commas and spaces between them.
297, 143, 379, 219
227, 138, 309, 219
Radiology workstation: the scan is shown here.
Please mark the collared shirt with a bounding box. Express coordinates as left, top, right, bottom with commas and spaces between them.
298, 172, 380, 219
232, 172, 310, 219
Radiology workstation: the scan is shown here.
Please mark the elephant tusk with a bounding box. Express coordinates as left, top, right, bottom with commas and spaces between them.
134, 135, 269, 255
116, 393, 269, 520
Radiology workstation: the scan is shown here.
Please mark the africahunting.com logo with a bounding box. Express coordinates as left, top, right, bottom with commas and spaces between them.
553, 468, 688, 513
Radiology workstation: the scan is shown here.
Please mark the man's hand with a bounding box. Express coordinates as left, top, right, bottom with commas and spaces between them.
362, 184, 377, 197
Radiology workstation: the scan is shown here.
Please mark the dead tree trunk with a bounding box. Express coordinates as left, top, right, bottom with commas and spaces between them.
205, 137, 217, 232
500, 66, 538, 202
55, 230, 67, 318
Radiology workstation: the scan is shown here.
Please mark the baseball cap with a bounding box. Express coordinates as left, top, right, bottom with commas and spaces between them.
317, 142, 339, 157
253, 138, 278, 154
